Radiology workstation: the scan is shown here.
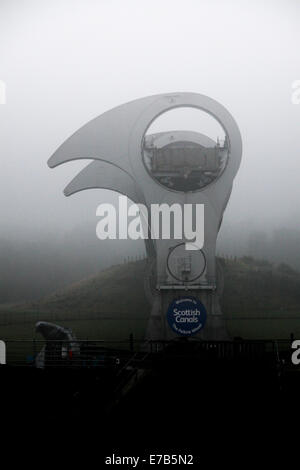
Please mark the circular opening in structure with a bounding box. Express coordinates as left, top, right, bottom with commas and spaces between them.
167, 243, 206, 282
143, 107, 228, 192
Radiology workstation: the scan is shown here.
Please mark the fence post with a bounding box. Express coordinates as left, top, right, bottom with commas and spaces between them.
33, 338, 36, 363
290, 333, 294, 345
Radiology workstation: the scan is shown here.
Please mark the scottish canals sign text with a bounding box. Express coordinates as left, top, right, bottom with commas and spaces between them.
167, 297, 206, 336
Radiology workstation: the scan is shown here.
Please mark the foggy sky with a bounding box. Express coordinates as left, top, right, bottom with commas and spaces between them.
0, 0, 299, 247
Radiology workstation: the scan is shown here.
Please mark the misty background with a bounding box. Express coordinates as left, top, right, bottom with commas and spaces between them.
0, 0, 299, 303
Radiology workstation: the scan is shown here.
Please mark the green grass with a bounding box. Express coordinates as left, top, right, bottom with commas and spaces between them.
1, 257, 300, 341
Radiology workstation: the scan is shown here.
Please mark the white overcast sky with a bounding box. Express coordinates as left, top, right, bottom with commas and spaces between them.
0, 0, 299, 242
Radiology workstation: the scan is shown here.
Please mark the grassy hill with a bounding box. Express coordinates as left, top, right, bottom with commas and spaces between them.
1, 257, 300, 340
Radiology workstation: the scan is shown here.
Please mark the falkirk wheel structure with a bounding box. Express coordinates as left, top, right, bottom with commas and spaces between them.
48, 93, 242, 341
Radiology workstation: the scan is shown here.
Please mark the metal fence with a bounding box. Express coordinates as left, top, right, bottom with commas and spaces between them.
2, 338, 138, 368
0, 338, 295, 368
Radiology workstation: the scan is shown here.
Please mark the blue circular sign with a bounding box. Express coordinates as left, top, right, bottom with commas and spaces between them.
167, 297, 207, 336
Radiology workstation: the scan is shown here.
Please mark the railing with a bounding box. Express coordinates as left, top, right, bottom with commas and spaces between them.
0, 338, 296, 368
1, 339, 137, 368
